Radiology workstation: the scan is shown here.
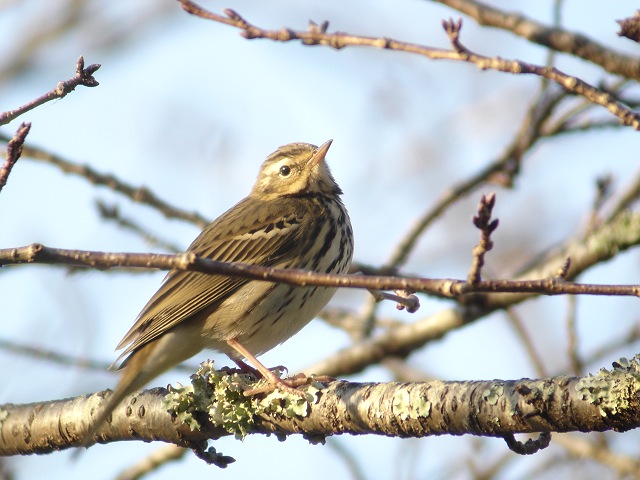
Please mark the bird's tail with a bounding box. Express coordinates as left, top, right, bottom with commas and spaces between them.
78, 325, 203, 449
78, 341, 162, 448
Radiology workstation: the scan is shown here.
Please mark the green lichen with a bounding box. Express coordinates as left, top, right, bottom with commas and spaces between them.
164, 360, 321, 439
392, 388, 432, 420
482, 384, 504, 406
576, 355, 640, 417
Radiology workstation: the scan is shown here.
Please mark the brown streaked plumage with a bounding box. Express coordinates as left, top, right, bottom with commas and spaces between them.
84, 140, 353, 444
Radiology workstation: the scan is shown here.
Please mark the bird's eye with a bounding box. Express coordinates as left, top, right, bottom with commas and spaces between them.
279, 165, 291, 177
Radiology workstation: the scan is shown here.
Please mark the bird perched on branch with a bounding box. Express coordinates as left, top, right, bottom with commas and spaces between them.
84, 140, 353, 444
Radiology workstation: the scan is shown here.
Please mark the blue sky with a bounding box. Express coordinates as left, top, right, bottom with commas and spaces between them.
2, 1, 640, 479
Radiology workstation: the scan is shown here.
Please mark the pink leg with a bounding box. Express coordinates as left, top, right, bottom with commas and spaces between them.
226, 338, 308, 396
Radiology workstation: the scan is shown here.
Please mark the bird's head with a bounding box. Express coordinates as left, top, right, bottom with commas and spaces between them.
251, 140, 342, 199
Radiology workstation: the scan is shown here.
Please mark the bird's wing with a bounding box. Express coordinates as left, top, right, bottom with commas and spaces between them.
115, 197, 306, 360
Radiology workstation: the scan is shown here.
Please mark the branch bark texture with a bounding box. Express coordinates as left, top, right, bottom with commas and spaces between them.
2, 358, 639, 456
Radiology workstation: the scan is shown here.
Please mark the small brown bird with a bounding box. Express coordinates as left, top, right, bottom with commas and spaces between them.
85, 140, 353, 442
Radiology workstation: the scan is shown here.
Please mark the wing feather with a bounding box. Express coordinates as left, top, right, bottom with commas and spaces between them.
116, 196, 305, 358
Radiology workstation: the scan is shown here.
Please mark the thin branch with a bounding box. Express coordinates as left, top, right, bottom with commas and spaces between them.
585, 175, 613, 232
566, 296, 583, 375
0, 337, 197, 373
326, 439, 368, 480
318, 306, 403, 340
0, 122, 30, 193
503, 432, 551, 455
385, 85, 566, 270
0, 136, 209, 228
306, 210, 640, 377
606, 168, 640, 222
96, 200, 184, 252
368, 289, 420, 313
0, 337, 112, 372
178, 1, 640, 130
441, 19, 640, 130
468, 193, 499, 285
585, 322, 640, 368
505, 308, 548, 377
115, 445, 187, 480
553, 434, 640, 477
0, 56, 100, 126
359, 294, 381, 339
434, 0, 640, 81
2, 243, 640, 299
617, 11, 640, 43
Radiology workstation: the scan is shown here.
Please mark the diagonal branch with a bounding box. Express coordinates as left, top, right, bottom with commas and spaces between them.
385, 86, 566, 270
0, 136, 209, 228
306, 209, 640, 377
0, 56, 100, 126
434, 0, 640, 81
178, 1, 640, 130
440, 19, 640, 130
0, 122, 31, 193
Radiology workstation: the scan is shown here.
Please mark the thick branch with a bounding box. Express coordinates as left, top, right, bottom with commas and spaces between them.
3, 358, 640, 455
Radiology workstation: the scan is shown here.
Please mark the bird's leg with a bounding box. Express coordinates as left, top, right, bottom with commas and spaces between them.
226, 338, 308, 397
229, 357, 261, 377
229, 357, 289, 381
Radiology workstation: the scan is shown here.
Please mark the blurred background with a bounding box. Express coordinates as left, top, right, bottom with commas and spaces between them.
1, 1, 640, 479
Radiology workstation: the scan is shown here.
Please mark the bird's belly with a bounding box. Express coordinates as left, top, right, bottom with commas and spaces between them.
201, 282, 338, 358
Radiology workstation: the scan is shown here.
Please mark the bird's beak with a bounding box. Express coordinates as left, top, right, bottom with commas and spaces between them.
308, 139, 333, 168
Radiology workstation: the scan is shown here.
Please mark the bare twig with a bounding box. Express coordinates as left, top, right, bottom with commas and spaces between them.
617, 11, 640, 43
0, 136, 209, 228
326, 439, 368, 480
178, 1, 640, 130
368, 289, 420, 313
435, 0, 640, 81
586, 175, 613, 232
359, 295, 383, 339
0, 122, 31, 193
566, 296, 583, 375
0, 337, 111, 372
96, 200, 184, 252
468, 193, 499, 285
116, 445, 187, 480
586, 322, 640, 367
386, 86, 566, 270
306, 210, 640, 377
0, 337, 197, 373
441, 19, 640, 130
503, 432, 551, 455
0, 56, 100, 125
553, 434, 640, 477
2, 242, 640, 299
505, 308, 548, 377
606, 169, 640, 222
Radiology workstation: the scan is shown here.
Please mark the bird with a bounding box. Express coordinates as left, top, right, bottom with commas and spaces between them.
84, 139, 353, 444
